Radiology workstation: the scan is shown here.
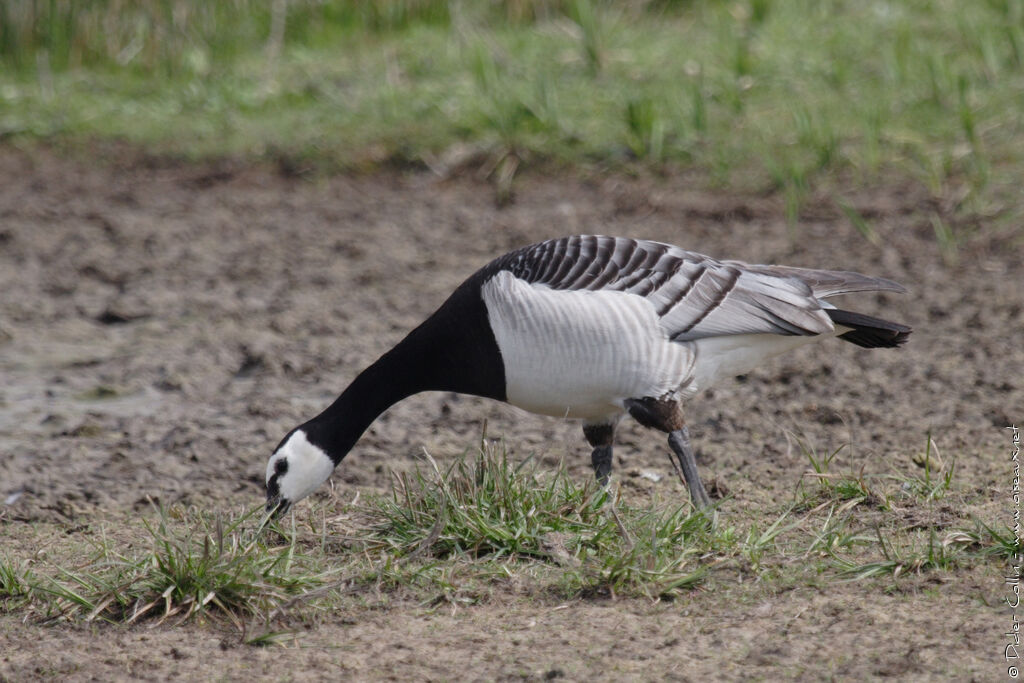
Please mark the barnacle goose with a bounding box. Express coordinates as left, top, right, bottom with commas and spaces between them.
265, 235, 910, 514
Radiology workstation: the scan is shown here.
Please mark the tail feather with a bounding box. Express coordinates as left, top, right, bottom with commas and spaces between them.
826, 309, 911, 349
738, 264, 907, 298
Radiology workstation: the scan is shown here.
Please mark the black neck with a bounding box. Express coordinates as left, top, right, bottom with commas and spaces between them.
300, 276, 505, 464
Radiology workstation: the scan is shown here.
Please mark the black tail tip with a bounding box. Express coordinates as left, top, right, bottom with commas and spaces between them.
838, 326, 911, 349
827, 308, 912, 349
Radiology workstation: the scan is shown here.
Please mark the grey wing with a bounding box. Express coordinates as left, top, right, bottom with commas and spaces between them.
733, 262, 906, 298
493, 234, 904, 341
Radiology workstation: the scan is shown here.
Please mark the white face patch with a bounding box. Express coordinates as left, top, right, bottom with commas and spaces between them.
265, 430, 335, 506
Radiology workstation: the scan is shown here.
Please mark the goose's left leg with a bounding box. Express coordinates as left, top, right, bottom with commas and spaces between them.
625, 397, 712, 508
583, 420, 617, 486
667, 426, 712, 509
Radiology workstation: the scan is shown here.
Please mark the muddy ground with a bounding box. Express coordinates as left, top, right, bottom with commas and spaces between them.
0, 145, 1020, 680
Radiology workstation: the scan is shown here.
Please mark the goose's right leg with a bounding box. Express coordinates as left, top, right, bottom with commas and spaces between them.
624, 396, 712, 509
583, 420, 616, 486
667, 426, 712, 509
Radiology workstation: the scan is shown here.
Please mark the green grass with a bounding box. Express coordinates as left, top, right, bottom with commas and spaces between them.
0, 505, 337, 628
0, 558, 33, 605
1, 0, 1022, 225
0, 435, 1012, 638
351, 437, 713, 598
794, 432, 959, 511
833, 526, 982, 580
370, 446, 612, 561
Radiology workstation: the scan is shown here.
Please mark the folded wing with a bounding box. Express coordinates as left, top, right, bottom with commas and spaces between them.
487, 235, 903, 342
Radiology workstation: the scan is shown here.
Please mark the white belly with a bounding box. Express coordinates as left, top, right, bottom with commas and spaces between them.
481, 272, 694, 420
685, 330, 839, 398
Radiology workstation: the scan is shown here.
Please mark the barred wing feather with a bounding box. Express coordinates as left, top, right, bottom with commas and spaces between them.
489, 235, 903, 342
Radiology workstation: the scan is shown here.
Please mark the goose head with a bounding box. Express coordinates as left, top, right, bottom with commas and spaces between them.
264, 429, 334, 517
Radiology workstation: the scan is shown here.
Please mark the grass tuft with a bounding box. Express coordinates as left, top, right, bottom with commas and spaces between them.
899, 433, 955, 502
362, 438, 711, 597
568, 0, 607, 75
0, 558, 34, 605
834, 526, 980, 581
369, 443, 606, 561
625, 97, 666, 161
11, 505, 335, 628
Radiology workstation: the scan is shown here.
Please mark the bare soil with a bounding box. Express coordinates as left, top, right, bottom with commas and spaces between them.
1, 145, 1020, 680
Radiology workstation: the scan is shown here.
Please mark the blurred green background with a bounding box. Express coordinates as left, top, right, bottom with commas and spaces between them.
1, 0, 1022, 224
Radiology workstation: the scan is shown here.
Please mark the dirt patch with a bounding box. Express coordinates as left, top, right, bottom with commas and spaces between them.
0, 587, 993, 680
0, 145, 1019, 679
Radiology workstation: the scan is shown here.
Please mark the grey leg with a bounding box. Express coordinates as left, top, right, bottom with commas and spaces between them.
623, 396, 713, 508
591, 445, 613, 486
583, 421, 616, 486
668, 426, 711, 509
